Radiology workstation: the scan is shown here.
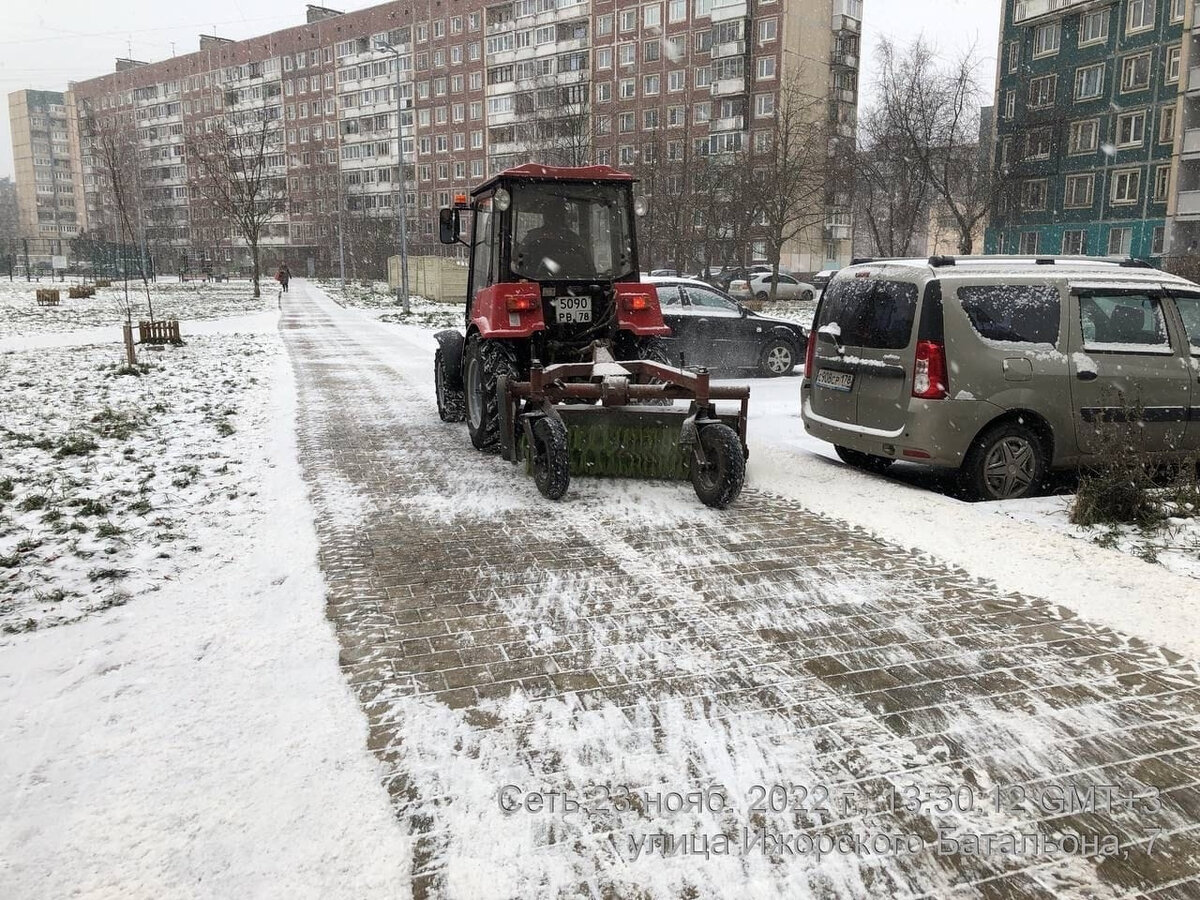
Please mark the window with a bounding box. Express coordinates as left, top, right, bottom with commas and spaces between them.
1111, 169, 1141, 203
1106, 228, 1133, 256
669, 70, 685, 91
812, 279, 919, 350
1079, 9, 1109, 46
597, 14, 613, 35
755, 93, 775, 117
1026, 127, 1052, 159
1127, 0, 1154, 32
1120, 53, 1151, 92
643, 109, 659, 129
1116, 111, 1146, 147
958, 285, 1061, 344
620, 78, 636, 98
644, 40, 660, 62
756, 56, 776, 79
669, 0, 686, 22
1166, 46, 1182, 83
1007, 42, 1019, 73
1154, 165, 1171, 202
1033, 22, 1060, 57
596, 82, 611, 102
1004, 90, 1016, 120
644, 3, 662, 28
620, 9, 636, 31
1019, 231, 1040, 254
1069, 119, 1099, 154
1064, 173, 1094, 208
1080, 292, 1167, 347
1029, 75, 1056, 108
1174, 295, 1200, 350
1074, 64, 1103, 101
1160, 106, 1177, 143
619, 43, 636, 66
644, 74, 660, 95
598, 47, 612, 69
1062, 230, 1088, 255
759, 18, 777, 42
619, 112, 634, 132
1022, 179, 1048, 210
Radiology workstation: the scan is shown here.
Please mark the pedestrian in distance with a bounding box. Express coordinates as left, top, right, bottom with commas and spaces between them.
276, 263, 290, 294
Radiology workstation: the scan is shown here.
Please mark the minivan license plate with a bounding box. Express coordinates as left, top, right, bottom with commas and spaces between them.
554, 296, 592, 323
816, 369, 854, 392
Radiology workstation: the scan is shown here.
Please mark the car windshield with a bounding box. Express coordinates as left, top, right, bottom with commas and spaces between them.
510, 182, 635, 281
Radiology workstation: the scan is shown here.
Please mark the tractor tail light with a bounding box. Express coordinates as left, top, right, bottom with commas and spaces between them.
506, 294, 539, 312
912, 340, 949, 399
621, 293, 652, 312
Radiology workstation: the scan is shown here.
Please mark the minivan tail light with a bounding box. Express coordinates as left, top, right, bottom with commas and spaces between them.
804, 329, 816, 377
912, 340, 948, 399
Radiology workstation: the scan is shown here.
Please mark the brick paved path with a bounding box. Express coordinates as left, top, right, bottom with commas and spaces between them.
283, 282, 1200, 900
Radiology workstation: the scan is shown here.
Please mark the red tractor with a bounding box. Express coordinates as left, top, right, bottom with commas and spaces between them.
433, 164, 749, 507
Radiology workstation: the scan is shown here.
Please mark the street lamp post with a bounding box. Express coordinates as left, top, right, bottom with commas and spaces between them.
375, 40, 410, 314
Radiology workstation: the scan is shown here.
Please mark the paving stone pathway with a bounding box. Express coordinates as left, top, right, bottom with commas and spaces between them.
283, 281, 1200, 900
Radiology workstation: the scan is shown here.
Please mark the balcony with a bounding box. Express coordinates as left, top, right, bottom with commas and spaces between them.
712, 41, 746, 59
711, 115, 744, 131
1189, 66, 1200, 94
711, 77, 747, 97
1177, 190, 1200, 218
1184, 128, 1200, 159
711, 0, 748, 23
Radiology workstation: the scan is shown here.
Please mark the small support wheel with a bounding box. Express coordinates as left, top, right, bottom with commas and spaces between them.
835, 445, 895, 474
530, 416, 571, 500
435, 347, 465, 422
690, 423, 745, 509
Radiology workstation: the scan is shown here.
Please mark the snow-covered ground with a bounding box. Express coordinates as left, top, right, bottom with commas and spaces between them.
315, 278, 463, 329
0, 276, 272, 338
0, 335, 279, 631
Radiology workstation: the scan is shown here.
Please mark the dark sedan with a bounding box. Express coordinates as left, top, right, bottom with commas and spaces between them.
643, 277, 808, 377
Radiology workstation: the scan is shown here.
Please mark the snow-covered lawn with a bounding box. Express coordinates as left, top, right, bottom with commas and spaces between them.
0, 334, 278, 632
0, 277, 271, 337
316, 277, 463, 329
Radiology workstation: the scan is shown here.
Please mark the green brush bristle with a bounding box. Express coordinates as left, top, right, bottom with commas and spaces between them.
566, 423, 690, 480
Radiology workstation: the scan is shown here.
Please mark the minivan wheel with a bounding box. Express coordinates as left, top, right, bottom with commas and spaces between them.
835, 445, 895, 475
961, 422, 1047, 501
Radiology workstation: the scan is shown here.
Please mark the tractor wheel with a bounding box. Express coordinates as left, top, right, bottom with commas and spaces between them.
635, 338, 673, 406
690, 423, 745, 509
530, 416, 571, 500
464, 334, 519, 452
434, 347, 465, 422
758, 337, 796, 377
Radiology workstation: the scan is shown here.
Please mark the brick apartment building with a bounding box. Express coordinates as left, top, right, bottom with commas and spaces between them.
36, 0, 861, 277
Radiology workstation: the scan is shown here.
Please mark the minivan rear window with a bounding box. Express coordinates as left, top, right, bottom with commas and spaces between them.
958, 284, 1061, 344
815, 278, 918, 349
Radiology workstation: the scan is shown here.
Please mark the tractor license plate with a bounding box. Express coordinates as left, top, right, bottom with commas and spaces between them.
554, 296, 592, 324
815, 369, 854, 392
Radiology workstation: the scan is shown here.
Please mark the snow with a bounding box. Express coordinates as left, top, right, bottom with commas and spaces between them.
0, 323, 410, 897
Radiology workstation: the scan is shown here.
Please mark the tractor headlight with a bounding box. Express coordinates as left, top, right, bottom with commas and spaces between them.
493, 188, 512, 211
633, 196, 648, 217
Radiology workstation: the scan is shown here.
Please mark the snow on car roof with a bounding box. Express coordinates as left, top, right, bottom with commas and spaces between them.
641, 275, 724, 289
840, 256, 1197, 289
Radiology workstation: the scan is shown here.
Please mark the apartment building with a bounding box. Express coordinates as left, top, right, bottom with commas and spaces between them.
987, 0, 1189, 262
7, 90, 85, 257
50, 0, 859, 275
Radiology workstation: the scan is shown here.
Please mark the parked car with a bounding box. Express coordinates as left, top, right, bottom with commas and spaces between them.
812, 269, 838, 291
729, 272, 817, 303
801, 255, 1200, 500
649, 268, 679, 277
644, 276, 808, 376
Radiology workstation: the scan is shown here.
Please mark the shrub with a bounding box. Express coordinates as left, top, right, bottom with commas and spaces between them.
1070, 393, 1165, 528
18, 494, 48, 512
56, 432, 99, 458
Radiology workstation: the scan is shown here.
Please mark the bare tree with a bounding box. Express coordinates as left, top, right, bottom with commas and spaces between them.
83, 111, 155, 324
187, 112, 285, 297
0, 177, 18, 279
876, 37, 998, 255
755, 73, 829, 299
853, 104, 933, 257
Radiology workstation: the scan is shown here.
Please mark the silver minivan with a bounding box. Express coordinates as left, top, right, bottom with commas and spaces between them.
800, 256, 1200, 500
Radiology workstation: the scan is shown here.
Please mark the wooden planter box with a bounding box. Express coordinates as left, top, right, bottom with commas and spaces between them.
95, 278, 112, 287
68, 285, 96, 299
36, 289, 61, 306
138, 319, 183, 345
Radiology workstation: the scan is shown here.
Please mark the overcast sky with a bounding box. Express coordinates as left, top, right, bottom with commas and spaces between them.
0, 0, 1003, 179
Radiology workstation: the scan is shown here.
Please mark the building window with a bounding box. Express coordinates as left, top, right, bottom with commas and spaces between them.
1004, 90, 1016, 119
669, 70, 685, 91
1033, 22, 1060, 57
1025, 127, 1052, 159
643, 109, 660, 129
1062, 230, 1088, 255
756, 56, 776, 80
1079, 9, 1109, 46
1120, 53, 1151, 92
1154, 165, 1171, 202
755, 93, 775, 117
1111, 169, 1141, 204
1068, 119, 1099, 154
620, 78, 636, 98
759, 17, 777, 42
644, 40, 661, 62
1007, 42, 1019, 74
619, 44, 636, 66
1152, 225, 1166, 255
1029, 74, 1056, 108
1170, 0, 1186, 22
596, 82, 611, 102
669, 0, 686, 23
598, 47, 612, 69
1116, 111, 1146, 147
1126, 0, 1154, 33
620, 9, 636, 31
644, 4, 662, 28
1022, 179, 1048, 210
1074, 64, 1104, 101
644, 74, 660, 95
1161, 106, 1177, 143
1108, 227, 1132, 255
1166, 46, 1182, 84
1064, 174, 1094, 208
1019, 231, 1039, 254
597, 14, 613, 35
